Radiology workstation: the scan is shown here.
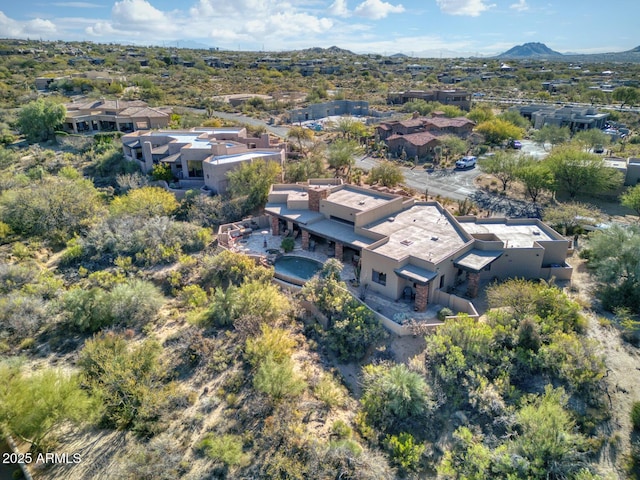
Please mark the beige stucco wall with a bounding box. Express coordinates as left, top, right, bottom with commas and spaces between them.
354, 196, 406, 227
481, 247, 544, 280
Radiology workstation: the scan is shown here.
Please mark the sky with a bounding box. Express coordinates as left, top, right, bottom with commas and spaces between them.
0, 0, 638, 57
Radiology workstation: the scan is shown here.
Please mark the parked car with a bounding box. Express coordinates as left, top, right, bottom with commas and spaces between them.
455, 156, 477, 169
508, 139, 522, 149
594, 144, 604, 154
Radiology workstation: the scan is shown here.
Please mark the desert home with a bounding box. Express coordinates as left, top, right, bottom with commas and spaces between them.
121, 127, 286, 194
264, 180, 572, 312
63, 98, 171, 134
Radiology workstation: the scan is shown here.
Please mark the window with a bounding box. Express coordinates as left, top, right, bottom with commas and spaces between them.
187, 160, 203, 177
372, 270, 386, 286
439, 275, 445, 289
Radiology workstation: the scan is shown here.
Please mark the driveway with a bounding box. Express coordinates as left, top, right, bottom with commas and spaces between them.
175, 106, 291, 138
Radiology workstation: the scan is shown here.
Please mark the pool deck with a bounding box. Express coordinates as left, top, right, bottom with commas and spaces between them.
232, 229, 445, 332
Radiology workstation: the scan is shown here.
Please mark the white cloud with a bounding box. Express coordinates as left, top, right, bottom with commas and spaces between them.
329, 0, 350, 17
435, 0, 494, 16
354, 0, 404, 19
0, 11, 57, 37
509, 0, 528, 12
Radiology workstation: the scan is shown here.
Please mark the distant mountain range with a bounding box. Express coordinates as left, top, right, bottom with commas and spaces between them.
496, 42, 640, 62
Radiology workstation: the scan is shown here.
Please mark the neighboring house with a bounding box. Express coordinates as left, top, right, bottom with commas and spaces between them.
63, 99, 170, 134
122, 127, 286, 194
511, 104, 609, 132
287, 100, 370, 123
265, 181, 572, 311
376, 113, 475, 159
387, 89, 472, 111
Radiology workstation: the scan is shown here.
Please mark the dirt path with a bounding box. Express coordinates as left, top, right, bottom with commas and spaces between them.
566, 252, 640, 478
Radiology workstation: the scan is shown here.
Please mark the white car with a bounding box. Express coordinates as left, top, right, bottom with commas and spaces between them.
455, 156, 477, 169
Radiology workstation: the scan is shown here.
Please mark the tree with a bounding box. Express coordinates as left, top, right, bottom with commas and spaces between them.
544, 146, 622, 198
498, 110, 530, 130
621, 184, 640, 218
327, 139, 361, 178
466, 106, 494, 124
285, 154, 327, 183
586, 224, 640, 312
253, 355, 306, 402
544, 202, 603, 235
475, 119, 525, 146
437, 135, 468, 164
0, 361, 96, 450
335, 117, 369, 140
0, 174, 103, 244
17, 98, 66, 143
516, 159, 554, 203
110, 186, 179, 218
612, 86, 640, 108
572, 129, 609, 152
479, 151, 524, 192
367, 161, 404, 187
360, 363, 432, 431
79, 332, 172, 435
227, 159, 282, 211
532, 125, 571, 151
287, 125, 314, 153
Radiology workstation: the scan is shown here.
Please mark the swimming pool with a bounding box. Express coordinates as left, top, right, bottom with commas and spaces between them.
273, 256, 323, 285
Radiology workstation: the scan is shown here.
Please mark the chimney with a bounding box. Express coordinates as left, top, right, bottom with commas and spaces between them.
308, 187, 329, 212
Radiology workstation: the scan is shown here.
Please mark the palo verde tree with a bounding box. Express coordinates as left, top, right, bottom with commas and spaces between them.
572, 129, 610, 153
367, 160, 404, 187
17, 97, 66, 143
612, 86, 640, 108
516, 158, 554, 203
475, 118, 525, 146
621, 184, 640, 218
227, 158, 282, 211
544, 146, 622, 198
479, 151, 525, 192
532, 124, 571, 151
327, 138, 361, 178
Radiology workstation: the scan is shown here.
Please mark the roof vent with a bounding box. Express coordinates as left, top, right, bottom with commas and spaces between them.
532, 230, 540, 235
431, 236, 439, 241
358, 200, 366, 205
400, 239, 414, 246
387, 217, 395, 222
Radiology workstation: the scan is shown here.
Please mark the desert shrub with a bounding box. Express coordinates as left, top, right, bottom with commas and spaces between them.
116, 434, 185, 480
0, 292, 49, 342
177, 284, 208, 308
361, 362, 433, 432
253, 355, 306, 402
198, 433, 247, 467
0, 262, 38, 294
81, 215, 210, 266
0, 174, 103, 244
327, 301, 385, 362
385, 432, 425, 471
63, 279, 164, 332
245, 324, 296, 367
110, 186, 179, 218
331, 420, 352, 439
150, 163, 173, 182
313, 373, 347, 409
200, 249, 273, 289
0, 361, 97, 450
438, 307, 454, 321
79, 332, 173, 436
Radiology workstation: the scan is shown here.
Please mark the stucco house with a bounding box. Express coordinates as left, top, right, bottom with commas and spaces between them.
63, 99, 170, 133
265, 181, 572, 311
376, 113, 475, 160
121, 127, 285, 194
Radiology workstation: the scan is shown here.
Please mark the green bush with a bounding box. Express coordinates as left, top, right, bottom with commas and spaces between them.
281, 237, 294, 253
385, 432, 425, 471
198, 433, 247, 466
438, 307, 454, 321
331, 420, 352, 439
253, 356, 305, 402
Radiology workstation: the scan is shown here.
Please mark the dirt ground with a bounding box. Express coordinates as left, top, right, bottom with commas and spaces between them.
565, 251, 640, 478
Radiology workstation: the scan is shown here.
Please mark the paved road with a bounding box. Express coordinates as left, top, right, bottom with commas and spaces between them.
175, 106, 290, 138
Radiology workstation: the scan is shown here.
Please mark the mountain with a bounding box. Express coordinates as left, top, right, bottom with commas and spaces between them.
299, 46, 355, 55
498, 42, 563, 58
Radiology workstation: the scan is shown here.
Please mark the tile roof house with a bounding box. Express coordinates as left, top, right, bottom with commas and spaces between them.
265, 180, 572, 312
63, 99, 170, 134
122, 127, 285, 194
376, 113, 475, 159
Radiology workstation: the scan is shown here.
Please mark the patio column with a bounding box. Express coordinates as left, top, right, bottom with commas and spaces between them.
287, 220, 294, 232
270, 215, 279, 236
335, 242, 343, 261
301, 230, 310, 250
415, 284, 429, 312
466, 271, 480, 298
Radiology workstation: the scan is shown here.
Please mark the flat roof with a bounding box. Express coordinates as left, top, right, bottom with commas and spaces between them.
454, 249, 503, 273
207, 151, 279, 165
325, 186, 396, 212
459, 220, 555, 248
305, 219, 377, 249
365, 204, 469, 263
264, 205, 325, 225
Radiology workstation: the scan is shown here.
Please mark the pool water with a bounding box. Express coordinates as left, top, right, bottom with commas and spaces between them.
274, 256, 323, 284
